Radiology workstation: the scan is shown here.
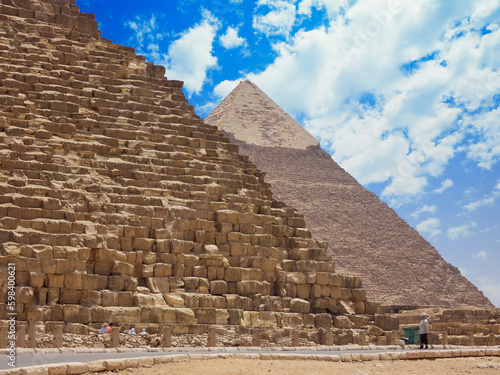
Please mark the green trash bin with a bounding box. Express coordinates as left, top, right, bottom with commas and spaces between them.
403, 327, 420, 344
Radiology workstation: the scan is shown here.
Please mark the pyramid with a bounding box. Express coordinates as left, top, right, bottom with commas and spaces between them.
0, 0, 392, 340
206, 80, 492, 308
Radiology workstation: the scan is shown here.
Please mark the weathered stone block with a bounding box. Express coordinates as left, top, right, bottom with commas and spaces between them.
90, 306, 141, 323
176, 308, 197, 324
195, 308, 215, 324
286, 272, 307, 284
351, 288, 366, 302
236, 280, 263, 296
225, 267, 242, 282
328, 274, 342, 287
80, 290, 101, 306
316, 272, 330, 285
374, 314, 399, 331
164, 293, 185, 307
241, 268, 262, 281
147, 277, 170, 293
111, 261, 134, 276
296, 283, 311, 299
290, 298, 310, 313
101, 290, 119, 306
154, 263, 172, 277
210, 280, 228, 295
334, 315, 354, 329
59, 289, 81, 304
315, 313, 333, 328
107, 276, 125, 291
64, 273, 82, 290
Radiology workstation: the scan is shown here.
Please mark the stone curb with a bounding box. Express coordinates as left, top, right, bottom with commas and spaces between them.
1, 347, 499, 374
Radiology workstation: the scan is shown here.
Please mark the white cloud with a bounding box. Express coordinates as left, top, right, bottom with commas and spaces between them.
464, 196, 495, 211
253, 0, 297, 37
215, 0, 500, 204
220, 26, 246, 49
162, 10, 220, 96
411, 204, 437, 219
473, 250, 488, 259
125, 15, 159, 48
447, 222, 477, 240
416, 217, 442, 239
434, 179, 453, 194
125, 10, 219, 96
464, 180, 500, 211
297, 0, 348, 18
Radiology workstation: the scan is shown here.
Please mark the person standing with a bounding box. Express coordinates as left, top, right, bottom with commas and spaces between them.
419, 313, 429, 349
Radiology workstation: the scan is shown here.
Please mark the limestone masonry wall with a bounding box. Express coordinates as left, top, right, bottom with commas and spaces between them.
0, 0, 382, 339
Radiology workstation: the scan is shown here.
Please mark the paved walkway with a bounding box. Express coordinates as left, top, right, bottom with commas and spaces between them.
1, 345, 499, 372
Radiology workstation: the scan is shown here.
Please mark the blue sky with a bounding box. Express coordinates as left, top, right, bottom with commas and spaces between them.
76, 0, 500, 307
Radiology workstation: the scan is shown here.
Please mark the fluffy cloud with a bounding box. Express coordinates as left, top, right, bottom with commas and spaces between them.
416, 217, 442, 239
126, 10, 220, 96
434, 179, 453, 194
253, 0, 297, 37
220, 26, 246, 49
473, 250, 488, 259
125, 15, 159, 48
447, 222, 477, 240
411, 204, 437, 219
464, 180, 500, 211
162, 11, 220, 96
215, 0, 500, 204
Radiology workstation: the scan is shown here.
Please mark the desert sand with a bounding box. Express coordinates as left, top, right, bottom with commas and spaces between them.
98, 357, 500, 375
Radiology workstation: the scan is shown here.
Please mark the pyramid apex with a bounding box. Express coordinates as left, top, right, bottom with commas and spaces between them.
206, 81, 318, 150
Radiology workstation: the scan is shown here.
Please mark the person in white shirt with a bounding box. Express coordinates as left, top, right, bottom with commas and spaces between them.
419, 313, 429, 349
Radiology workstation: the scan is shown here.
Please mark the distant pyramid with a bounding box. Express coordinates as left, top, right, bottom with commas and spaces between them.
206, 80, 492, 307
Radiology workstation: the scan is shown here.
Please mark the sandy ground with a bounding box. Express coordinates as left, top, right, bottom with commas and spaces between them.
99, 357, 500, 375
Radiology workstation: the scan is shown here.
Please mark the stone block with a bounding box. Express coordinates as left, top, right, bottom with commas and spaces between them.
133, 293, 154, 306
28, 272, 46, 287
64, 273, 82, 290
286, 272, 307, 284
164, 293, 185, 307
367, 325, 384, 336
59, 290, 81, 304
296, 284, 311, 299
210, 280, 228, 295
315, 313, 333, 329
111, 261, 134, 276
47, 274, 65, 289
374, 314, 399, 331
101, 290, 119, 306
351, 289, 366, 302
107, 276, 125, 291
334, 316, 354, 329
80, 290, 101, 306
225, 267, 242, 282
236, 280, 264, 296
90, 306, 141, 323
147, 277, 170, 293
311, 284, 322, 299
290, 298, 310, 313
176, 308, 197, 324
328, 274, 342, 287
195, 308, 215, 324
241, 268, 262, 281
153, 263, 172, 277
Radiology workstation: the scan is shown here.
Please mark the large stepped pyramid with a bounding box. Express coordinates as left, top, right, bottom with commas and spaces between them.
206, 80, 492, 308
0, 0, 389, 341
